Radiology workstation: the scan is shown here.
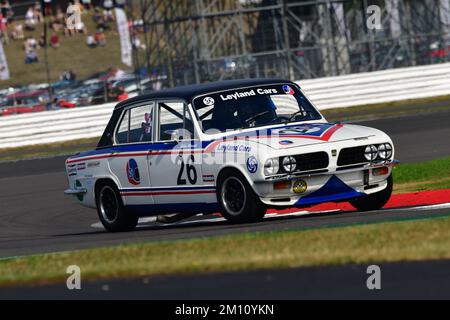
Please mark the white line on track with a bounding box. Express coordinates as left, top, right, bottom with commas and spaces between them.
90, 203, 450, 230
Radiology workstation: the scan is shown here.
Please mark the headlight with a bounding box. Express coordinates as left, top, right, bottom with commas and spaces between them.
264, 158, 280, 175
378, 143, 392, 160
282, 156, 297, 172
364, 145, 378, 161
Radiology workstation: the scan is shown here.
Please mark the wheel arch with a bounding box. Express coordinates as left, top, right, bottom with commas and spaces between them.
216, 165, 256, 191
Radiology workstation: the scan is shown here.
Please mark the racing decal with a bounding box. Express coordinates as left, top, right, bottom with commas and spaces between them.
282, 84, 295, 95
215, 143, 252, 153
295, 175, 364, 206
87, 161, 100, 168
177, 154, 197, 185
202, 174, 215, 183
77, 163, 86, 171
126, 158, 141, 185
66, 123, 343, 164
203, 96, 215, 106
279, 140, 294, 145
246, 156, 258, 173
219, 88, 278, 101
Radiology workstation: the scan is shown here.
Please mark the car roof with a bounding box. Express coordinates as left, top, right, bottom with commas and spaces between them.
115, 78, 292, 109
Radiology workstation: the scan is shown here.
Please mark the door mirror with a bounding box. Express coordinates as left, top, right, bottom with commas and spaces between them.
164, 129, 184, 143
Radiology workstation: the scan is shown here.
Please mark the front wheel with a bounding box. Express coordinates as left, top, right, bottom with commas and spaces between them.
96, 182, 138, 232
349, 174, 393, 211
217, 169, 266, 223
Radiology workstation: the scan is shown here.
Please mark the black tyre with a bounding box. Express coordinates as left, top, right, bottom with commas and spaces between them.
349, 174, 393, 211
96, 181, 138, 232
217, 169, 266, 223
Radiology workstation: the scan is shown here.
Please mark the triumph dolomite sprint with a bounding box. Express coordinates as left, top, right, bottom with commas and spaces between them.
65, 79, 397, 232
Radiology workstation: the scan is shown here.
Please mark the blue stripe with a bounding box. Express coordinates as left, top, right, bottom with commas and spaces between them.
295, 175, 364, 206
68, 123, 333, 161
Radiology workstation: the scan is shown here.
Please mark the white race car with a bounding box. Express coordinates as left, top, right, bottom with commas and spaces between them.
65, 79, 397, 232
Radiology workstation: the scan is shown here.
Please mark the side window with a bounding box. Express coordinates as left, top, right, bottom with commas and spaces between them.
115, 109, 130, 144
159, 102, 194, 141
115, 104, 154, 144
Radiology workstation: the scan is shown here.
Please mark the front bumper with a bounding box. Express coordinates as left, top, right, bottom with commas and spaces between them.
64, 188, 87, 195
255, 160, 398, 207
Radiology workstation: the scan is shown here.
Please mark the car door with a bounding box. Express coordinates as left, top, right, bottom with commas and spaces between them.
148, 100, 215, 209
108, 102, 156, 206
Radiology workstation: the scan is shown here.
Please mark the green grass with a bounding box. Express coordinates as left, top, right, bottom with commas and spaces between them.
1, 11, 146, 87
393, 156, 450, 192
1, 215, 450, 286
0, 137, 98, 162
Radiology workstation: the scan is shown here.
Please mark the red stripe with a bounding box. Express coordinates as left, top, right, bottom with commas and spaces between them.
67, 150, 204, 164
121, 190, 216, 196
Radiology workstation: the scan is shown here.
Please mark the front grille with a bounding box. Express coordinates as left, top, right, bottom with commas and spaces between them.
280, 151, 329, 173
337, 146, 368, 166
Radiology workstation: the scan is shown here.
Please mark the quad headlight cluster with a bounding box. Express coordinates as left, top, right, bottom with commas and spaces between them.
264, 158, 280, 175
264, 156, 298, 175
364, 143, 392, 161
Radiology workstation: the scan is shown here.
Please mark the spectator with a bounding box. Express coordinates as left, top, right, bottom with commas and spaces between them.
86, 34, 96, 47
60, 70, 76, 81
0, 12, 7, 43
25, 37, 38, 51
50, 33, 59, 48
43, 0, 53, 17
25, 6, 37, 31
0, 1, 12, 19
94, 28, 106, 46
38, 32, 46, 47
25, 49, 38, 64
34, 3, 43, 22
103, 0, 114, 22
10, 21, 24, 40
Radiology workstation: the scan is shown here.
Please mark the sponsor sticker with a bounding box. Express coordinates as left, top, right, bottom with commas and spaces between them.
279, 140, 294, 145
126, 159, 141, 185
203, 96, 215, 106
282, 85, 295, 94
246, 156, 258, 174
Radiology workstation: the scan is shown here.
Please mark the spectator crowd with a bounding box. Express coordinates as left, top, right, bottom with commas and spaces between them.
0, 0, 147, 65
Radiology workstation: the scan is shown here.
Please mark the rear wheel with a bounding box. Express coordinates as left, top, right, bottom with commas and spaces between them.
349, 174, 393, 211
96, 181, 138, 232
217, 169, 266, 223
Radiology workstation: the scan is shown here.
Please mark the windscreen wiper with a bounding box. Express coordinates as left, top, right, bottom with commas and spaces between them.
244, 111, 271, 127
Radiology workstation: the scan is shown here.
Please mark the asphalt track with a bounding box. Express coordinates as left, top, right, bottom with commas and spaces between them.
1, 109, 450, 259
2, 259, 450, 299
1, 110, 450, 298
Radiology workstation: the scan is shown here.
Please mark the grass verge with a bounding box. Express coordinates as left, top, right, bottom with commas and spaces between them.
393, 156, 450, 193
1, 214, 450, 286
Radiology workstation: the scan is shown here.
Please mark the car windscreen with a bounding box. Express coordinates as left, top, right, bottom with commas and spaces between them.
192, 84, 322, 133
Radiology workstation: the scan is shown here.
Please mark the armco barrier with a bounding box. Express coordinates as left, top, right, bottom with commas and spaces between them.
1, 63, 450, 149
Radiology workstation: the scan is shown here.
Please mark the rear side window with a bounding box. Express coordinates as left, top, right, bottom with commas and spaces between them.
115, 103, 154, 144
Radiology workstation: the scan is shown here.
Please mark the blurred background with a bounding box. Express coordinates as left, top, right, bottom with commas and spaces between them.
0, 0, 449, 115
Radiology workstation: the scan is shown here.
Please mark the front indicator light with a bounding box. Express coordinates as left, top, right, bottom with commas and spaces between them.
372, 167, 389, 176
274, 181, 291, 190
